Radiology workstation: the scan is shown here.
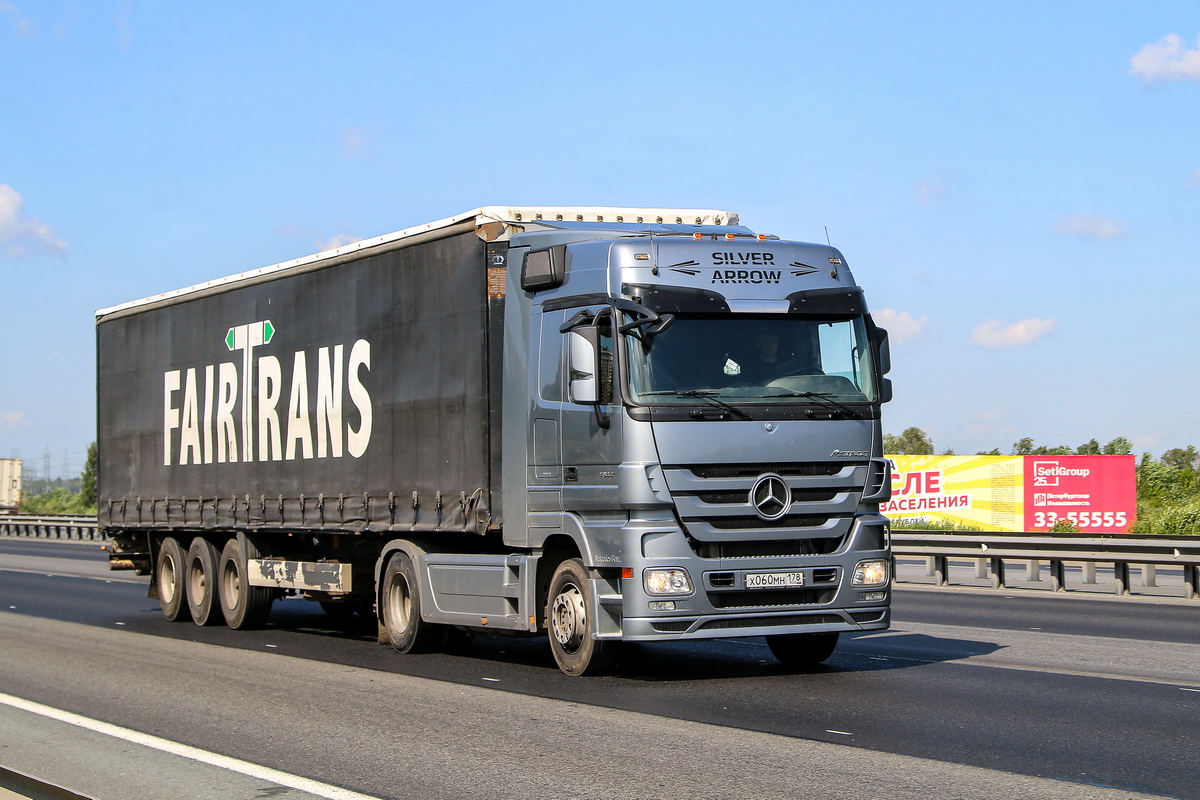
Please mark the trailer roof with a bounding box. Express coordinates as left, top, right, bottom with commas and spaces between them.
95, 206, 740, 319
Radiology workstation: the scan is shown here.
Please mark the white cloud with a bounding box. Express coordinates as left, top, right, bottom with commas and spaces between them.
1189, 168, 1200, 189
971, 318, 1057, 349
873, 308, 929, 345
1130, 34, 1200, 85
0, 2, 32, 36
2, 411, 31, 428
316, 234, 362, 251
1055, 213, 1127, 241
0, 185, 67, 257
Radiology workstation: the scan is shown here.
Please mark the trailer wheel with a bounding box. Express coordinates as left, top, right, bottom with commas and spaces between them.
381, 553, 444, 653
185, 537, 222, 626
218, 538, 273, 629
766, 632, 839, 668
546, 559, 615, 676
156, 537, 190, 622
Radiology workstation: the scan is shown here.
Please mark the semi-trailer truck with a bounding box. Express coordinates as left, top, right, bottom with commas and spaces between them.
97, 206, 893, 675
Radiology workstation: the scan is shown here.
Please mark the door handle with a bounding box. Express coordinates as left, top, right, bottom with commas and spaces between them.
564, 467, 578, 482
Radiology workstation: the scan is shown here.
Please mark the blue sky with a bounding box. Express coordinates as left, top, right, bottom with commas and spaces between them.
2, 1, 1199, 477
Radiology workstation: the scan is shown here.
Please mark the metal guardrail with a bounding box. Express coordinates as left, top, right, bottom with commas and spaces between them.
0, 515, 104, 542
893, 529, 1200, 599
4, 518, 1199, 599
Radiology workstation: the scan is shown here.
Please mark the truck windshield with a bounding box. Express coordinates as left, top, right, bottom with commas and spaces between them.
625, 314, 878, 404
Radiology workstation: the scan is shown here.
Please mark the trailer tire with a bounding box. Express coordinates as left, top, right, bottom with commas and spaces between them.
185, 537, 222, 627
381, 553, 444, 653
156, 537, 190, 622
218, 538, 273, 629
546, 558, 615, 676
766, 631, 839, 668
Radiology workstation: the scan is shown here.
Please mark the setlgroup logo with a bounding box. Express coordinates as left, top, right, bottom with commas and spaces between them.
885, 455, 1136, 533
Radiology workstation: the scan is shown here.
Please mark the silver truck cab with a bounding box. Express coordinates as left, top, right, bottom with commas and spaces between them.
498, 213, 892, 673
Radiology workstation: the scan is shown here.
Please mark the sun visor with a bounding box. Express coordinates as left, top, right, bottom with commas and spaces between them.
786, 287, 866, 316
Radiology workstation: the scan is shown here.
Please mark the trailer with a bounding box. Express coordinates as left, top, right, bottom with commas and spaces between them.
0, 458, 20, 513
98, 206, 893, 675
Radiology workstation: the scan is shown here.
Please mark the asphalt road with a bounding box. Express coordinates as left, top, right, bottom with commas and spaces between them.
0, 537, 1196, 800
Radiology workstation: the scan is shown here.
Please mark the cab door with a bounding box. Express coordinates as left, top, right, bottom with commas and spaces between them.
558, 306, 623, 526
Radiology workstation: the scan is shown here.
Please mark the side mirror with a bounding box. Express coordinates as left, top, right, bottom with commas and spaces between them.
870, 324, 891, 375
880, 378, 893, 404
568, 328, 599, 404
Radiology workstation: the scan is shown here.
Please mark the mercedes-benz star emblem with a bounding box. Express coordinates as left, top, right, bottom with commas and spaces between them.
750, 473, 791, 521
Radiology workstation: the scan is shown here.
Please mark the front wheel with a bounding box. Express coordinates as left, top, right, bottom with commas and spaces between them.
766, 631, 839, 668
545, 559, 615, 676
381, 553, 445, 653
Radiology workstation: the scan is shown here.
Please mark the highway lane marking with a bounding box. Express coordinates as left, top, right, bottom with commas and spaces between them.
0, 566, 143, 584
0, 692, 385, 800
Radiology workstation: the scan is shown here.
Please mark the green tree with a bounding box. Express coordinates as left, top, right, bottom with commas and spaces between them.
1160, 446, 1198, 471
1011, 437, 1034, 456
976, 448, 1001, 456
884, 427, 934, 455
1034, 444, 1074, 455
80, 441, 98, 508
1077, 439, 1101, 455
1103, 436, 1132, 455
20, 487, 91, 515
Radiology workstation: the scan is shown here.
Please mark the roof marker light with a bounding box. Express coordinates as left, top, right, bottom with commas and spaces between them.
724, 233, 736, 240
693, 232, 704, 240
757, 234, 768, 241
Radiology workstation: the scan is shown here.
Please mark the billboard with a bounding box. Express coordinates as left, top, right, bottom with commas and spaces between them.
883, 455, 1137, 533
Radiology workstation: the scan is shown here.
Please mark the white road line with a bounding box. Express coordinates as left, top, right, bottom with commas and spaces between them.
0, 692, 384, 800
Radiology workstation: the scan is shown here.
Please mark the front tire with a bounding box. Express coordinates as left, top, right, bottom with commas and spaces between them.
156, 537, 189, 622
766, 631, 839, 668
218, 537, 273, 629
381, 553, 444, 653
546, 559, 615, 676
185, 537, 222, 626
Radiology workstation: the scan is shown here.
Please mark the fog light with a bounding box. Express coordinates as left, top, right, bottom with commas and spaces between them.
860, 591, 887, 602
648, 600, 676, 611
644, 568, 693, 595
852, 559, 889, 587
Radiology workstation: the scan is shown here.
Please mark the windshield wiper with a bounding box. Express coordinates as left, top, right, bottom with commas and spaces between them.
759, 391, 862, 418
638, 389, 752, 420
675, 389, 752, 420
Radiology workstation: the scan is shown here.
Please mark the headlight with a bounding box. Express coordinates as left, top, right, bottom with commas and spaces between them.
852, 559, 890, 587
644, 568, 693, 595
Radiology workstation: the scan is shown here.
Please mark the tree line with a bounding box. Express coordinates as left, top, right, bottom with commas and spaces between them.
884, 427, 1200, 535
17, 442, 97, 515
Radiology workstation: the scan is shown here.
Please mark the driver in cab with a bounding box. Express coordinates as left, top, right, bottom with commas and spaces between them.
726, 330, 821, 386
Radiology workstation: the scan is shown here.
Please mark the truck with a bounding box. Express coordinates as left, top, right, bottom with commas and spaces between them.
97, 206, 893, 675
0, 458, 20, 513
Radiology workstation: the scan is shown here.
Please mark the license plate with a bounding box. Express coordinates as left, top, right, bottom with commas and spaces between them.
745, 571, 805, 589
